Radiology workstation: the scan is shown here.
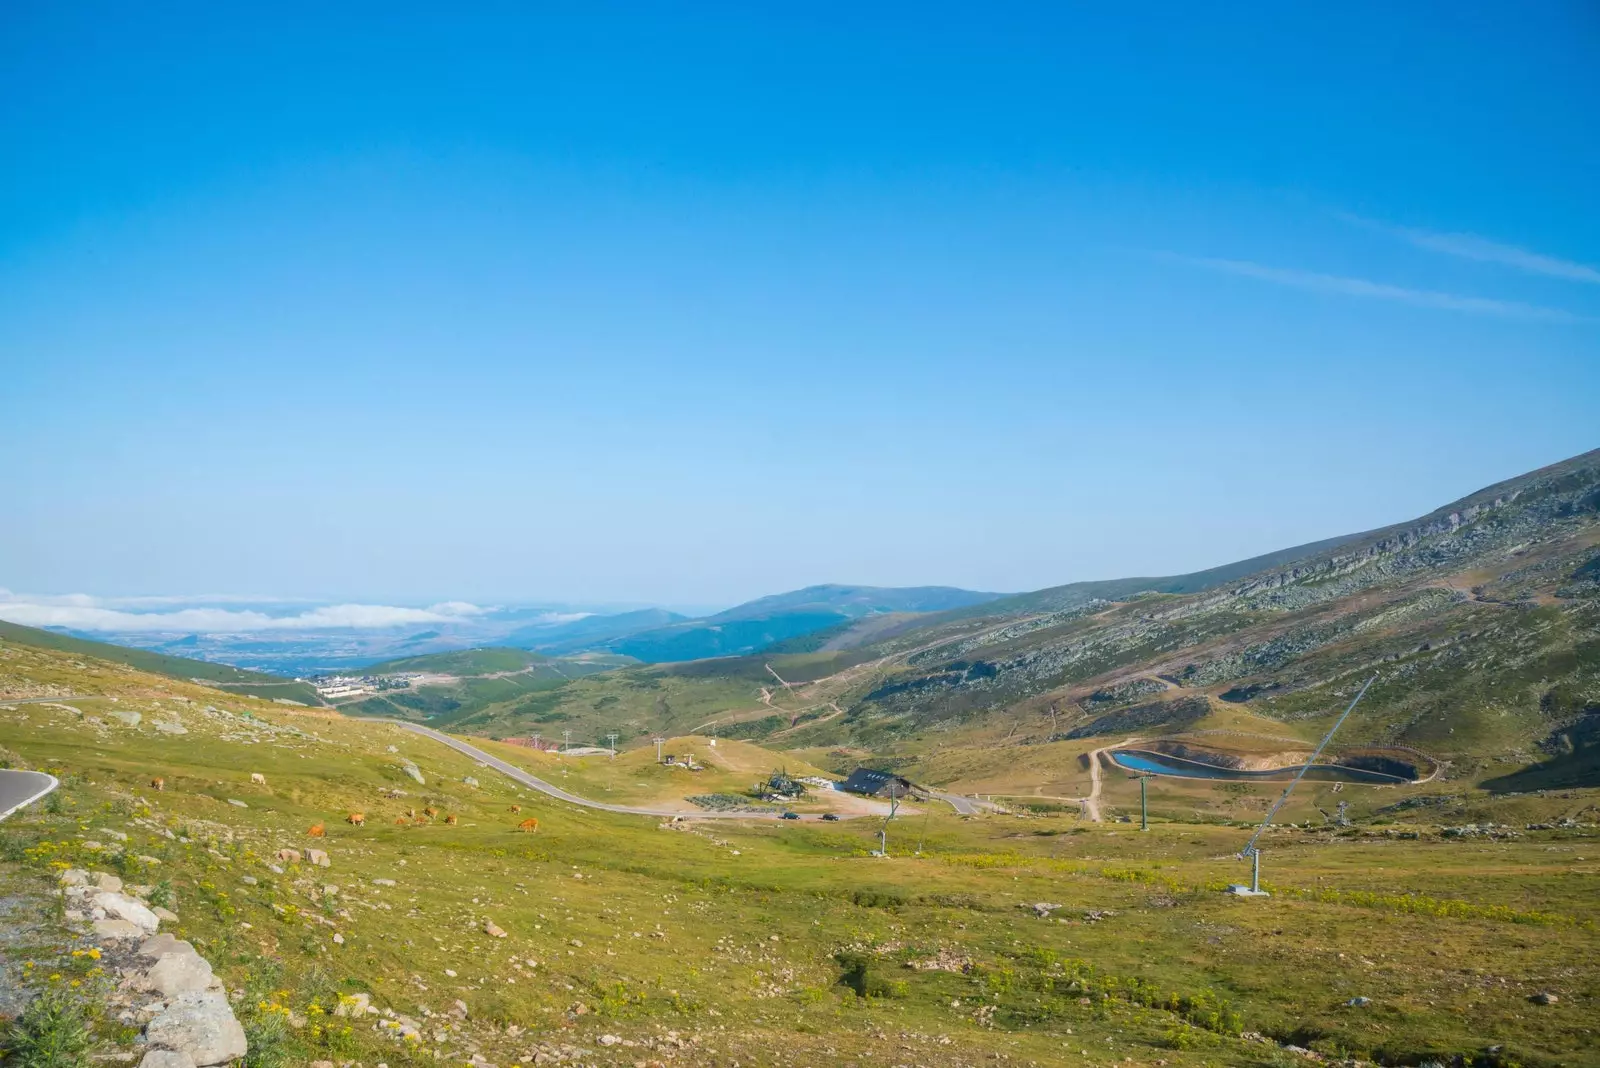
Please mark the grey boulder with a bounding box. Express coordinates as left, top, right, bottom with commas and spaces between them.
145, 991, 247, 1066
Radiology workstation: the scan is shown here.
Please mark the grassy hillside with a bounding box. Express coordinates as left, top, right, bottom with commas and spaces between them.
599, 585, 1004, 663
362, 646, 551, 675
4, 634, 1600, 1067
0, 619, 324, 705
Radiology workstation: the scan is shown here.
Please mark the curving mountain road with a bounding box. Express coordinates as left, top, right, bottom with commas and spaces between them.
0, 769, 59, 822
386, 721, 840, 820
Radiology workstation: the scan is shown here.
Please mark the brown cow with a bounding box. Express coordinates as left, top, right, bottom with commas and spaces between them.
423, 806, 440, 819
346, 813, 365, 826
394, 816, 409, 825
509, 804, 522, 814
413, 815, 429, 825
444, 814, 458, 826
518, 818, 539, 833
150, 777, 165, 791
307, 823, 326, 837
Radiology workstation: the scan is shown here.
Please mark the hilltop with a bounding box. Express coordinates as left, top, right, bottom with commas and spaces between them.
591, 584, 1005, 663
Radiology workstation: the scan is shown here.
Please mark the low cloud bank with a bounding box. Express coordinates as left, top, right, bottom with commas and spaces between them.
0, 590, 489, 632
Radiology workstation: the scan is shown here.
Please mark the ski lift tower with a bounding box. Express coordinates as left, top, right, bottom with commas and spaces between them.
1230, 674, 1377, 897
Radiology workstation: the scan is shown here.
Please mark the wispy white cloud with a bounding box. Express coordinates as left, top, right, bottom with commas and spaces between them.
0, 591, 488, 632
1338, 213, 1600, 285
1165, 253, 1589, 323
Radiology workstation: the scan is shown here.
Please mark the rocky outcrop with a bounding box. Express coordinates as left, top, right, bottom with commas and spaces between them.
57, 869, 248, 1067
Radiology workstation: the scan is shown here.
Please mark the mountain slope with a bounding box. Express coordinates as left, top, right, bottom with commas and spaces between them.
603, 584, 1004, 663
505, 608, 688, 655
449, 448, 1600, 794
814, 448, 1600, 781
0, 620, 323, 704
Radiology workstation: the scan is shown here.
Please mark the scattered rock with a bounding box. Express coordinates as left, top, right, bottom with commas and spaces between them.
372, 878, 395, 887
334, 992, 373, 1017
108, 709, 142, 727
1347, 996, 1371, 1007
93, 892, 161, 933
484, 919, 507, 938
306, 849, 330, 867
463, 776, 479, 788
276, 849, 302, 864
599, 1035, 620, 1047
240, 876, 258, 886
93, 918, 148, 940
1531, 992, 1559, 1005
401, 761, 426, 785
139, 1050, 198, 1068
152, 906, 181, 923
145, 991, 248, 1066
226, 800, 248, 809
450, 999, 469, 1019
92, 871, 125, 893
250, 773, 266, 785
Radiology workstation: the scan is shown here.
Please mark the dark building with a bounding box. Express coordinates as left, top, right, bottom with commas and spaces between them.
839, 767, 914, 799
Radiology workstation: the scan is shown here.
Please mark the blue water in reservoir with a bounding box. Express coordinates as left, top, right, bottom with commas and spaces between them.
1109, 749, 1406, 784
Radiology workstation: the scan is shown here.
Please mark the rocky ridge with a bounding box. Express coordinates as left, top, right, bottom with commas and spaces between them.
58, 867, 247, 1067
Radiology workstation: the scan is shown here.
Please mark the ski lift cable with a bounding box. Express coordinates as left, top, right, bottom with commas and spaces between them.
1239, 673, 1378, 859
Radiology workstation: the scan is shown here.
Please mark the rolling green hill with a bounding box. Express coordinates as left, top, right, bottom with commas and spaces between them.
602, 584, 1004, 663
362, 646, 552, 675
0, 619, 324, 704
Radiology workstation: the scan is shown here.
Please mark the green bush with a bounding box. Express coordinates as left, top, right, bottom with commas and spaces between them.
2, 984, 95, 1068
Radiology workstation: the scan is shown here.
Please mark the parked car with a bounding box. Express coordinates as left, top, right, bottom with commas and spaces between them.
780, 811, 801, 820
820, 813, 840, 821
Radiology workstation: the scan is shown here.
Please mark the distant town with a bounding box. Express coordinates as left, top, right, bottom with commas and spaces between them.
301, 673, 419, 700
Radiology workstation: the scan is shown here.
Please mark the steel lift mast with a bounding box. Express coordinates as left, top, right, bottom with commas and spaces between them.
1232, 673, 1378, 896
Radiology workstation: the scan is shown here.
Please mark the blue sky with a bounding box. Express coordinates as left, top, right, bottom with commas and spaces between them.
2, 2, 1597, 610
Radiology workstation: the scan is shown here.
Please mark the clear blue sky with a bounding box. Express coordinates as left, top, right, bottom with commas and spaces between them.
3, 2, 1597, 608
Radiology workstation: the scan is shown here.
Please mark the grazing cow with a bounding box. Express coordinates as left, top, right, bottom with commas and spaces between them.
406, 808, 417, 819
394, 816, 409, 825
307, 823, 326, 837
518, 818, 539, 833
444, 814, 458, 826
250, 773, 266, 785
413, 815, 429, 825
150, 777, 165, 791
423, 806, 440, 819
346, 813, 365, 826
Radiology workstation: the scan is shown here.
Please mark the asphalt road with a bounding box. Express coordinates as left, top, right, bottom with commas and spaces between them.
386, 720, 985, 822
0, 769, 59, 822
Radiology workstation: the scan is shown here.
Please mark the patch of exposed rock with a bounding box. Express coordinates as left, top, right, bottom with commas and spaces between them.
56, 868, 248, 1067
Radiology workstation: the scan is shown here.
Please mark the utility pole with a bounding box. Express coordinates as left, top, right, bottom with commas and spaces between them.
879, 790, 902, 856
531, 732, 541, 751
561, 729, 572, 752
1140, 775, 1149, 831
605, 732, 619, 758
653, 737, 665, 764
